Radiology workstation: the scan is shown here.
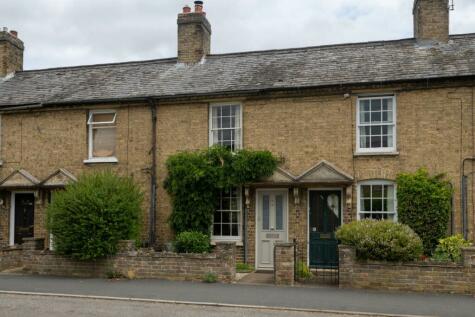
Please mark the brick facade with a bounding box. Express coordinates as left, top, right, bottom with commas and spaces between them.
274, 243, 294, 286
0, 86, 474, 263
339, 245, 475, 295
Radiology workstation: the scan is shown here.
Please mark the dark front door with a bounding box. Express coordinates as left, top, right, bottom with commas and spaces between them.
14, 193, 35, 244
309, 190, 341, 268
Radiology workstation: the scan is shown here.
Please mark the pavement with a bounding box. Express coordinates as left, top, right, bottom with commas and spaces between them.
0, 293, 389, 317
0, 274, 473, 317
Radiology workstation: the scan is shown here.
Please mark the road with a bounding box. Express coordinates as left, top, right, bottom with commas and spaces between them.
0, 293, 389, 317
0, 275, 473, 316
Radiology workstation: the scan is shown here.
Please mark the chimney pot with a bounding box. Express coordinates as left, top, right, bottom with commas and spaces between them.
183, 5, 191, 14
10, 30, 18, 38
194, 1, 204, 13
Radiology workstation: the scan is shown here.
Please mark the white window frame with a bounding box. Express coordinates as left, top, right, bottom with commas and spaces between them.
356, 96, 397, 154
211, 187, 243, 243
208, 103, 243, 151
84, 110, 118, 164
357, 180, 398, 222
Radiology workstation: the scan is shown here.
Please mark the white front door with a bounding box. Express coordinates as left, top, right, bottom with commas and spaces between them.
256, 190, 288, 270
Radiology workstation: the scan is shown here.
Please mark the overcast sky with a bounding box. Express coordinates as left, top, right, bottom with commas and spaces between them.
2, 0, 475, 70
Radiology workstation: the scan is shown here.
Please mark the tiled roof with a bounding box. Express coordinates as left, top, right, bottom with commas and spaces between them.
1, 34, 475, 107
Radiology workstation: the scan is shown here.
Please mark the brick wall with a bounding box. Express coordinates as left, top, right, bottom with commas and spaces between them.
414, 0, 449, 43
0, 31, 24, 77
274, 243, 294, 286
339, 245, 475, 295
3, 239, 236, 282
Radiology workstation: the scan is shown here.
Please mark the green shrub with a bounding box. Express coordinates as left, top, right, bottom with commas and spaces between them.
174, 231, 211, 253
46, 171, 143, 261
432, 234, 472, 262
165, 146, 278, 234
296, 261, 312, 280
336, 220, 424, 262
203, 272, 218, 283
396, 169, 453, 254
236, 263, 254, 273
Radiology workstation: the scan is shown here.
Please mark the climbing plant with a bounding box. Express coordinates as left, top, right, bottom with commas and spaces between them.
164, 146, 279, 234
396, 169, 453, 255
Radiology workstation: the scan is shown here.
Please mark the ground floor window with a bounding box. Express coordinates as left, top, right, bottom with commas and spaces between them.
358, 180, 397, 221
212, 187, 241, 240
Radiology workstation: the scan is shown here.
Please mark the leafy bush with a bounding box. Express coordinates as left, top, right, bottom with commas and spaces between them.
236, 263, 254, 273
174, 231, 211, 253
432, 234, 472, 262
203, 272, 218, 283
396, 169, 453, 254
46, 172, 143, 261
336, 220, 424, 262
296, 261, 312, 280
165, 146, 278, 234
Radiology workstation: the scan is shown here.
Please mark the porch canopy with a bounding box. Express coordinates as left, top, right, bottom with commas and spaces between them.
0, 168, 77, 189
251, 160, 353, 187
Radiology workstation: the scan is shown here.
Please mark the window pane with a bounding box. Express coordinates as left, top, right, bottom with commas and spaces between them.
360, 112, 370, 123
372, 185, 383, 198
222, 224, 230, 236
275, 195, 283, 230
372, 199, 383, 211
222, 211, 230, 223
231, 224, 239, 236
370, 136, 382, 148
360, 100, 370, 112
361, 199, 371, 211
371, 126, 382, 135
262, 195, 270, 230
371, 111, 381, 123
232, 212, 238, 223
213, 224, 221, 236
92, 127, 116, 157
91, 113, 115, 124
371, 99, 382, 111
361, 185, 371, 198
214, 212, 221, 223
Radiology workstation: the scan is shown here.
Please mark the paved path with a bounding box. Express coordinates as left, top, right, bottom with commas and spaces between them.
0, 274, 473, 317
0, 293, 372, 317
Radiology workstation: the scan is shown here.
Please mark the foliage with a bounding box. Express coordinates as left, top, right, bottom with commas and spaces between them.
296, 261, 312, 280
336, 220, 424, 262
202, 272, 218, 283
106, 270, 126, 279
396, 169, 453, 254
174, 231, 211, 253
236, 262, 254, 273
46, 171, 143, 261
432, 234, 472, 262
165, 146, 279, 234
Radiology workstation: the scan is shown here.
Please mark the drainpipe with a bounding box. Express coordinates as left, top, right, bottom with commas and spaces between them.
461, 157, 475, 240
148, 99, 158, 247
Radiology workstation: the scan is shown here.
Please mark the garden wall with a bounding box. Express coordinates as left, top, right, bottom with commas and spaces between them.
1, 239, 236, 282
339, 245, 475, 295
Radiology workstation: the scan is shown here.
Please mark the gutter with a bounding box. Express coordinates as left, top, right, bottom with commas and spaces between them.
148, 99, 158, 247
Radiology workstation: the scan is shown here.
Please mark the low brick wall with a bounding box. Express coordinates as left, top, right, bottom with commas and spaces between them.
0, 246, 23, 271
339, 245, 475, 295
274, 242, 294, 286
1, 239, 236, 282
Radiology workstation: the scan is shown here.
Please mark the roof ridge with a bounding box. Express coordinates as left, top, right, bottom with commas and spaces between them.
15, 32, 475, 74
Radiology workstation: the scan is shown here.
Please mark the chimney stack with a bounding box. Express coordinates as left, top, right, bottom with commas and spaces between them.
177, 1, 211, 64
0, 28, 24, 77
413, 0, 450, 43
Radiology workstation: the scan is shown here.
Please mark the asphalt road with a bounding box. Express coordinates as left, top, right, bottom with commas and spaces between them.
0, 275, 473, 317
0, 294, 384, 317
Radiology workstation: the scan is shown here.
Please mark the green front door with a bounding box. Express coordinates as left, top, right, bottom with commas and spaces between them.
309, 190, 341, 268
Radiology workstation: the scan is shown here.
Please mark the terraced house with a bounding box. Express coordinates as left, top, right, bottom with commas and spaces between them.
0, 0, 474, 271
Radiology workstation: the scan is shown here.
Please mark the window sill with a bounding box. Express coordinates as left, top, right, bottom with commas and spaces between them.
211, 239, 243, 247
354, 151, 399, 157
83, 157, 118, 164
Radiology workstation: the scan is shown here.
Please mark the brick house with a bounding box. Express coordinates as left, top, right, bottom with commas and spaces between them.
0, 0, 474, 271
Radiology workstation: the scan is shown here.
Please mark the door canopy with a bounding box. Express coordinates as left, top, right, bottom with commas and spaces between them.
256, 160, 353, 186
0, 169, 40, 188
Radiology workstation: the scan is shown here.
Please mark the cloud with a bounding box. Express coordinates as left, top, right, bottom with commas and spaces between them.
2, 0, 474, 70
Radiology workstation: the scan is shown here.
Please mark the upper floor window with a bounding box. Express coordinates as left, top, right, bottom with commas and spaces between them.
357, 180, 397, 221
212, 187, 242, 240
357, 96, 396, 153
86, 110, 117, 163
209, 104, 242, 151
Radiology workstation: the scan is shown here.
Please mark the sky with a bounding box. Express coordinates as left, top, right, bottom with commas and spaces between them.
2, 0, 475, 70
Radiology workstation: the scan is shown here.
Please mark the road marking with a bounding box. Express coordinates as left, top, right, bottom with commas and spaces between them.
0, 290, 435, 317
